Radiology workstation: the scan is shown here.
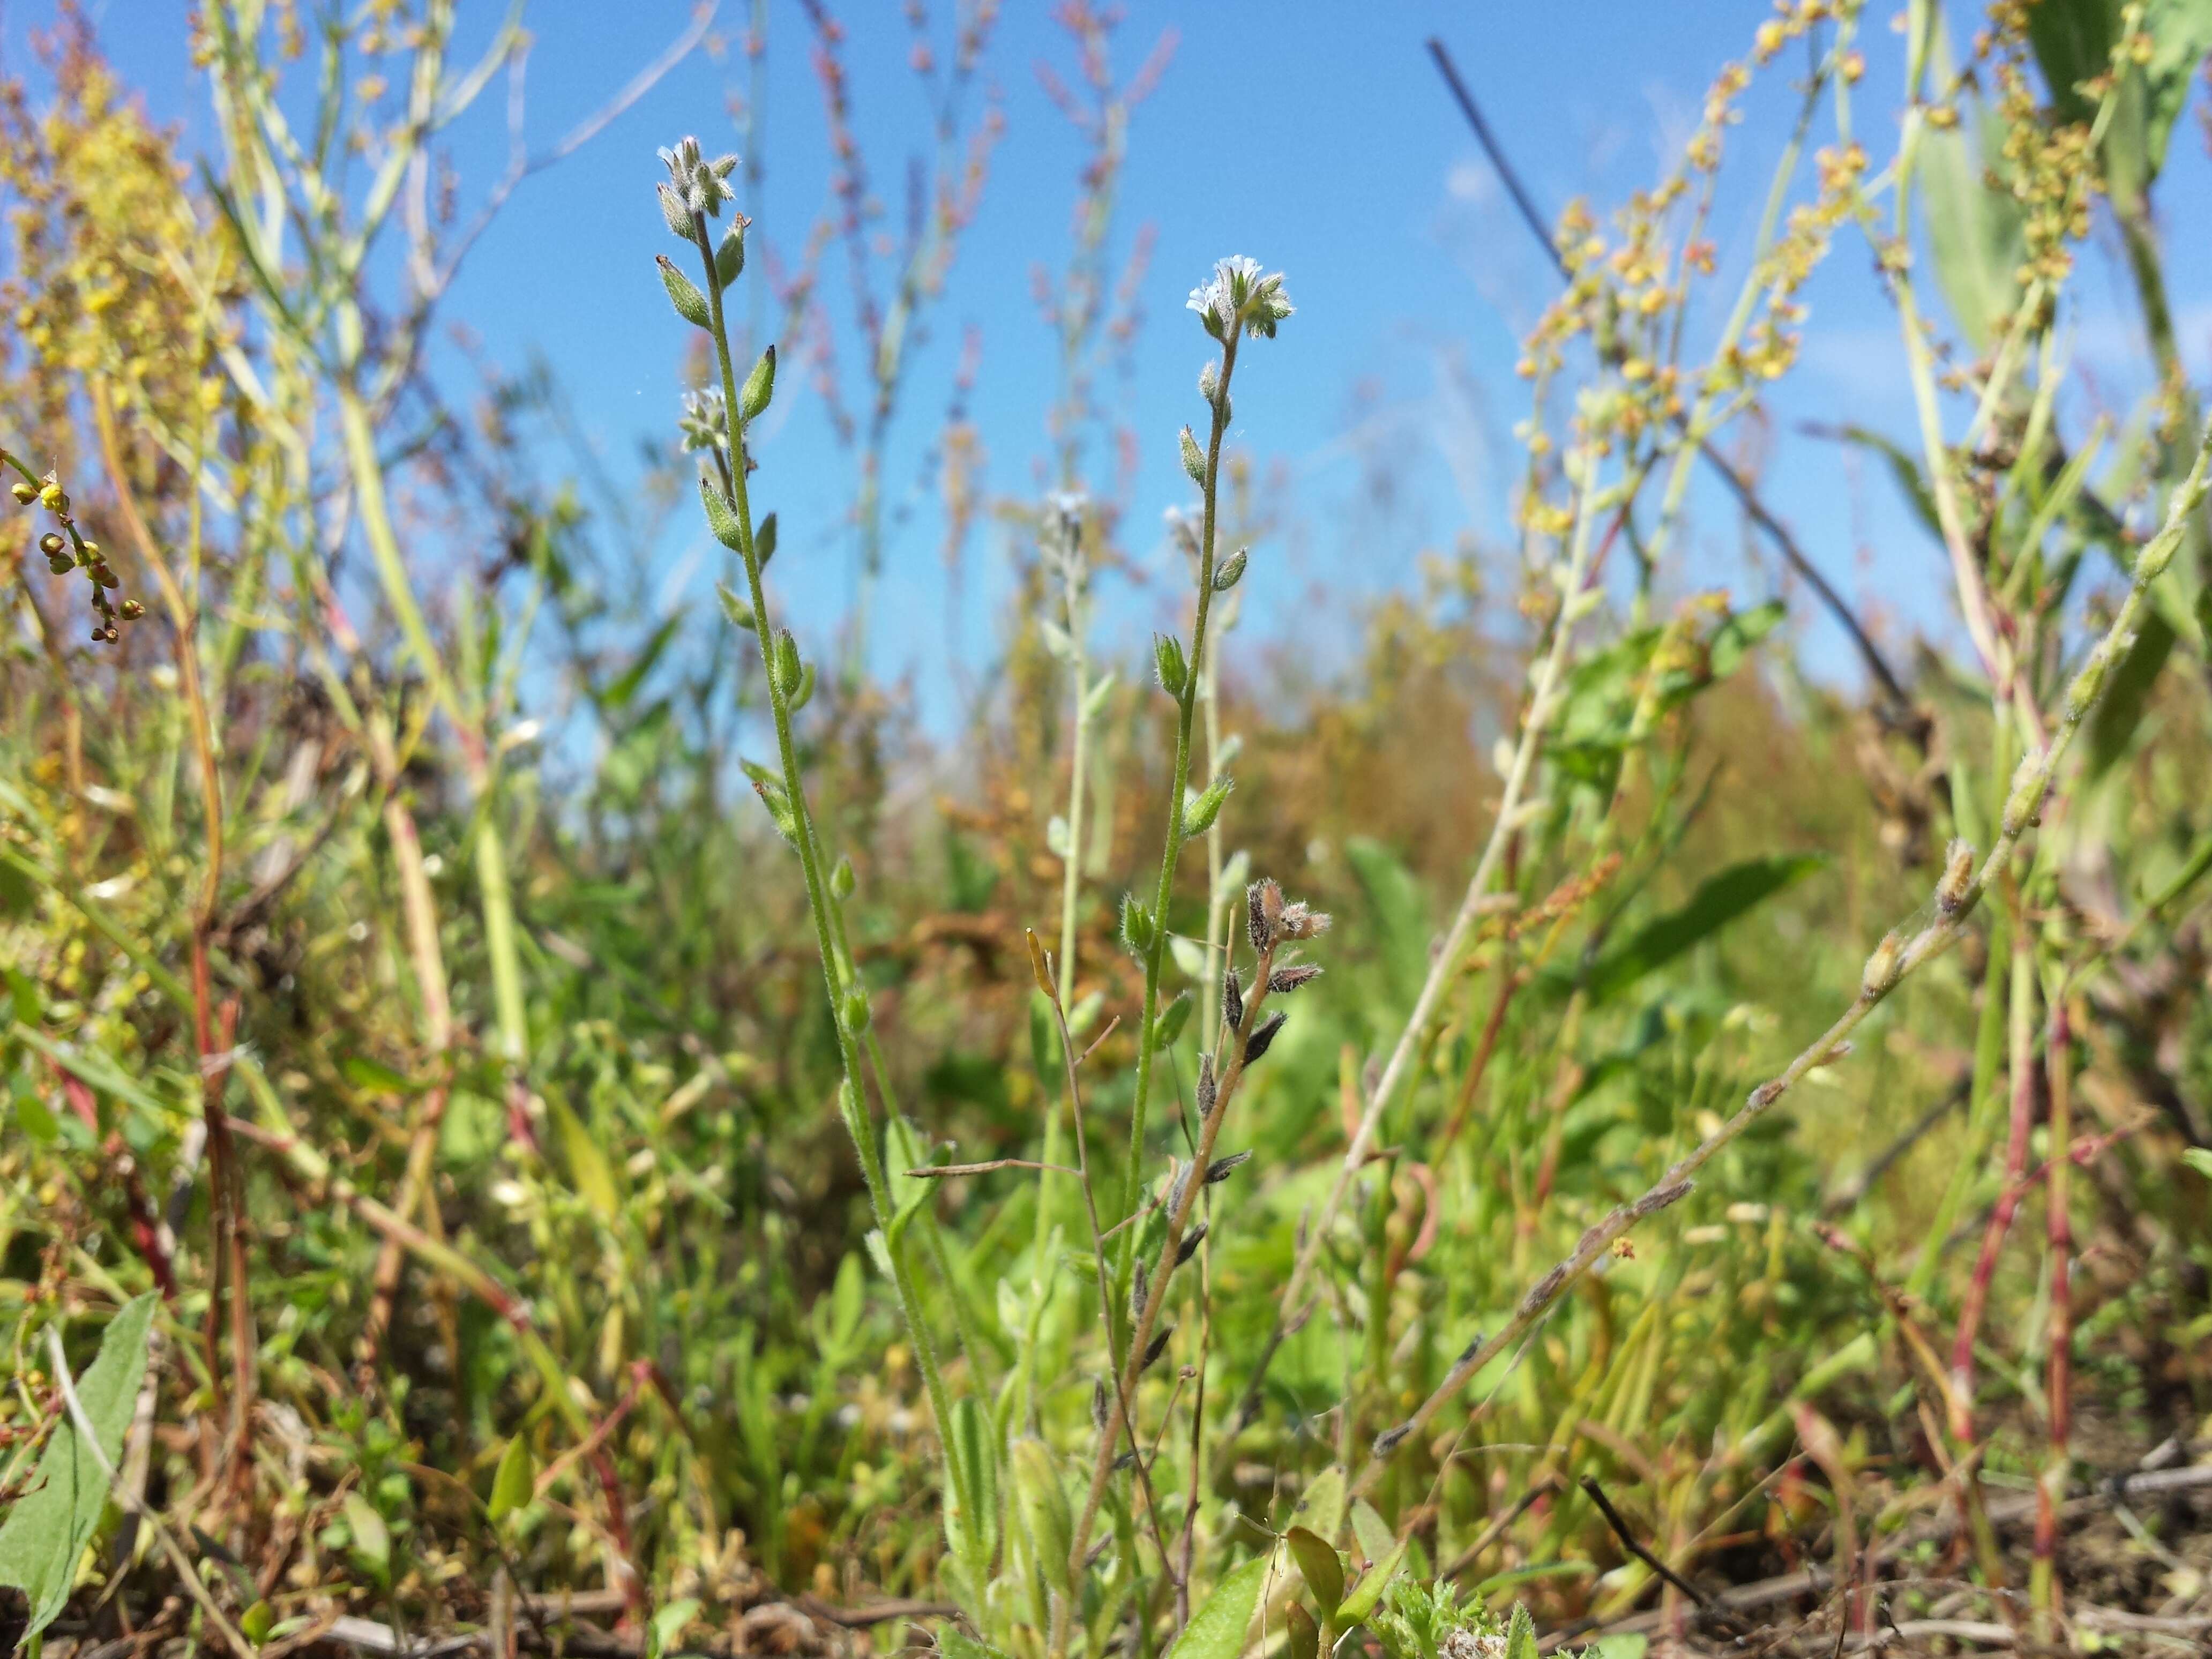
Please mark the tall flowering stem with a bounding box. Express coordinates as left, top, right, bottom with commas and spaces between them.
655, 134, 982, 1585
1111, 257, 1288, 1257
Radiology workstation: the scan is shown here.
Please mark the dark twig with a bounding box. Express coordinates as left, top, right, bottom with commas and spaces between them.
1580, 1476, 1720, 1616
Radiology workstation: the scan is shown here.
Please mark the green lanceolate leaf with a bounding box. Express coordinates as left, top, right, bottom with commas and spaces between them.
1335, 1536, 1408, 1626
489, 1434, 534, 1523
1284, 1526, 1343, 1618
1581, 854, 1827, 1006
1504, 1603, 1540, 1659
1168, 1554, 1271, 1659
1010, 1437, 1073, 1594
1182, 774, 1234, 838
548, 1089, 621, 1219
0, 1293, 158, 1641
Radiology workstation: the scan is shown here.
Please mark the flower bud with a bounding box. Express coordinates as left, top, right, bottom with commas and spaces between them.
38, 532, 63, 556
831, 855, 857, 900
1212, 548, 1247, 592
9, 480, 34, 504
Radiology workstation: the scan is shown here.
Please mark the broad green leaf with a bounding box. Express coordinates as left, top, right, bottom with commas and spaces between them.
489, 1435, 534, 1523
340, 1053, 425, 1097
0, 1293, 158, 1640
1834, 425, 1942, 544
1334, 1536, 1407, 1626
1284, 1526, 1343, 1617
1010, 1437, 1073, 1594
601, 616, 681, 714
1349, 1500, 1395, 1570
1706, 600, 1788, 684
1920, 85, 2023, 349
1293, 1467, 1347, 1543
341, 1490, 391, 1582
1168, 1554, 1271, 1659
939, 1632, 1013, 1659
1344, 838, 1431, 1014
1582, 855, 1826, 1006
549, 1091, 621, 1219
2087, 610, 2176, 779
1503, 1603, 1539, 1659
940, 1395, 998, 1570
648, 1597, 699, 1659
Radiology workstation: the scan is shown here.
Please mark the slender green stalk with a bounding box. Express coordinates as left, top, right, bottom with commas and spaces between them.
678, 191, 979, 1575
1112, 330, 1239, 1258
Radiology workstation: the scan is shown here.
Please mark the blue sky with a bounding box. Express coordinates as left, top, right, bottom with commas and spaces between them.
12, 3, 2209, 729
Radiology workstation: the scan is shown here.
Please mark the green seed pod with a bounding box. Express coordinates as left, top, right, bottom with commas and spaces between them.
1120, 894, 1155, 956
1179, 424, 1206, 484
699, 476, 745, 552
771, 629, 804, 699
1212, 547, 1247, 592
715, 222, 745, 287
831, 856, 857, 900
1153, 632, 1188, 698
740, 344, 776, 422
841, 988, 871, 1034
656, 256, 712, 330
1182, 774, 1234, 838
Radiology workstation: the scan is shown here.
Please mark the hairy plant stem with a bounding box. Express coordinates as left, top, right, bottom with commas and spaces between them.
1111, 330, 1239, 1261
1064, 931, 1280, 1651
686, 207, 978, 1578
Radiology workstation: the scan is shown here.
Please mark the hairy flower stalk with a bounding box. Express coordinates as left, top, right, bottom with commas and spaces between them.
1110, 257, 1289, 1260
660, 136, 983, 1584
